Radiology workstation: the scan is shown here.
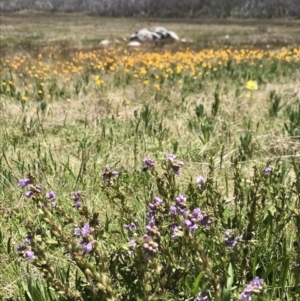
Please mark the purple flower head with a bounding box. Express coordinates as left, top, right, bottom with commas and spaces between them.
240, 290, 252, 301
74, 200, 82, 208
143, 158, 155, 170
74, 227, 81, 236
17, 245, 26, 252
149, 196, 163, 210
166, 154, 176, 161
196, 176, 205, 189
191, 208, 203, 221
145, 219, 160, 237
35, 185, 42, 193
128, 238, 136, 255
81, 223, 91, 235
46, 191, 56, 200
170, 224, 182, 239
124, 221, 137, 231
264, 167, 272, 175
200, 216, 211, 227
25, 191, 33, 198
146, 210, 155, 220
194, 293, 209, 301
175, 194, 187, 205
82, 242, 93, 254
241, 277, 263, 301
71, 190, 82, 201
102, 165, 118, 185
143, 236, 159, 256
170, 205, 177, 215
224, 229, 242, 249
18, 178, 31, 189
184, 219, 198, 234
172, 160, 184, 175
24, 235, 32, 245
25, 250, 35, 260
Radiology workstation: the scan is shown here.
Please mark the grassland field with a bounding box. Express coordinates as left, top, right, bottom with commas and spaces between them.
0, 11, 300, 301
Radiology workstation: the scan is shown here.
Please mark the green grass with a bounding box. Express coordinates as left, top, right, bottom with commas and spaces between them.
1, 12, 300, 301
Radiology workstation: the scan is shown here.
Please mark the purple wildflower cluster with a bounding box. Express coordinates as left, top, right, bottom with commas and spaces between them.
45, 191, 57, 208
240, 277, 264, 301
170, 194, 210, 236
224, 229, 243, 249
124, 220, 138, 232
19, 178, 42, 198
166, 154, 184, 175
194, 293, 209, 301
102, 165, 118, 185
142, 196, 164, 256
74, 223, 93, 255
142, 157, 155, 172
71, 190, 82, 208
16, 230, 42, 260
124, 220, 138, 255
264, 167, 272, 175
196, 176, 205, 189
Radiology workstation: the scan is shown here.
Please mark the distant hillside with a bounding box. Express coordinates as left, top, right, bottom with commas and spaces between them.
0, 0, 299, 18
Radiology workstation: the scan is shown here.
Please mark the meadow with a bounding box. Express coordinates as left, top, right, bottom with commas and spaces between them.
0, 12, 300, 301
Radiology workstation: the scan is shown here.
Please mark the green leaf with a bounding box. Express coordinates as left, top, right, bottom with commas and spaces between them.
192, 271, 203, 295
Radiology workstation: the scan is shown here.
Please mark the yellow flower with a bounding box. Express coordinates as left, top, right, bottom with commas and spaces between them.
9, 80, 14, 86
124, 100, 131, 106
246, 80, 258, 91
67, 98, 71, 103
154, 83, 160, 90
22, 95, 28, 101
143, 80, 149, 85
46, 94, 51, 99
28, 84, 33, 89
38, 90, 43, 94
246, 93, 251, 98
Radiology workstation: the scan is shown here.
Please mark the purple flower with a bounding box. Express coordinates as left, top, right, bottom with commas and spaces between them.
240, 277, 264, 301
196, 176, 205, 189
18, 178, 31, 189
149, 196, 164, 210
145, 219, 160, 237
128, 238, 136, 255
224, 229, 242, 249
74, 200, 82, 208
25, 191, 33, 198
36, 185, 42, 193
264, 167, 272, 174
143, 236, 159, 256
170, 205, 177, 215
81, 223, 91, 235
191, 208, 203, 221
82, 242, 93, 254
71, 190, 82, 201
172, 161, 184, 175
25, 250, 35, 260
146, 210, 155, 220
124, 221, 137, 231
166, 154, 176, 161
74, 228, 81, 236
24, 235, 32, 245
184, 219, 198, 234
102, 165, 118, 185
175, 194, 187, 204
46, 191, 56, 199
143, 158, 155, 171
170, 224, 182, 239
17, 245, 26, 251
194, 293, 209, 301
200, 216, 211, 227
